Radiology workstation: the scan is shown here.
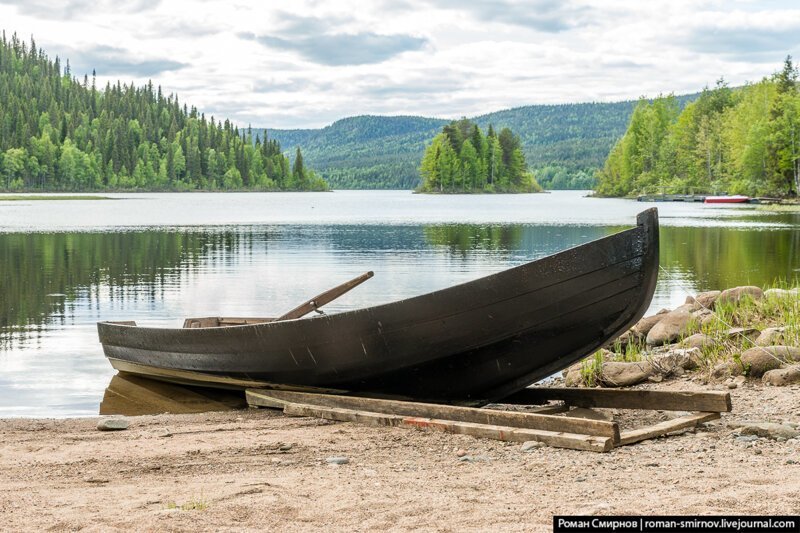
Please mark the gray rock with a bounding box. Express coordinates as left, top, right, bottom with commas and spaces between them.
686, 290, 721, 310
650, 348, 698, 374
326, 456, 350, 465
613, 329, 643, 351
735, 435, 759, 443
564, 366, 584, 387
646, 309, 694, 346
716, 286, 764, 306
711, 361, 743, 381
756, 327, 788, 347
562, 360, 582, 377
632, 313, 668, 338
737, 422, 800, 440
96, 417, 129, 431
681, 333, 715, 352
763, 366, 800, 386
279, 443, 293, 452
696, 311, 717, 327
520, 440, 546, 452
764, 288, 796, 300
599, 361, 653, 387
741, 346, 800, 377
726, 327, 761, 340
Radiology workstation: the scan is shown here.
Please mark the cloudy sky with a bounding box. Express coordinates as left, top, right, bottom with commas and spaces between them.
1, 0, 798, 129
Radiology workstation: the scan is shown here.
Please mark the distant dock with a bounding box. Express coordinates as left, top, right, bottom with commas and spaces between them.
636, 194, 707, 203
635, 194, 777, 204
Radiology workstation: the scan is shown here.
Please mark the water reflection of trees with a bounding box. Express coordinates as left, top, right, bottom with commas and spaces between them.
659, 226, 800, 289
0, 231, 243, 348
423, 224, 616, 257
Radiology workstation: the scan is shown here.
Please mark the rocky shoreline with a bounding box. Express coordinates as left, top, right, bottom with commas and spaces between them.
561, 285, 800, 390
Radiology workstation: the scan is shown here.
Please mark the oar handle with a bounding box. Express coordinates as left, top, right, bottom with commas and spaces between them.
275, 271, 374, 321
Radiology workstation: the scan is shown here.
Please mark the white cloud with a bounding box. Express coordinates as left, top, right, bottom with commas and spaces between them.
0, 0, 797, 128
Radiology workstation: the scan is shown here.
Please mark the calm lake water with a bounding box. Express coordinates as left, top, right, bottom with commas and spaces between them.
1, 190, 798, 417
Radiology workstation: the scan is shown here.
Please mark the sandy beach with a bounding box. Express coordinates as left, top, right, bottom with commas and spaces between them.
1, 380, 799, 532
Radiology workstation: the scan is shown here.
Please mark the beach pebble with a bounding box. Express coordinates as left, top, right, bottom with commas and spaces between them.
326, 456, 349, 465
456, 449, 467, 457
96, 417, 129, 431
520, 441, 545, 452
738, 422, 800, 440
458, 455, 490, 463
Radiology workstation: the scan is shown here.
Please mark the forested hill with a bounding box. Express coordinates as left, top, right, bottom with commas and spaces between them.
0, 33, 326, 192
596, 58, 799, 198
264, 94, 699, 190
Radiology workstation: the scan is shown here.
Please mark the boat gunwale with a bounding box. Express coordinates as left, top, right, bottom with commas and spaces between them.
97, 209, 658, 334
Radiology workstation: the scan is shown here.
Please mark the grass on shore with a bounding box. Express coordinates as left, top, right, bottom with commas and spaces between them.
574, 285, 799, 385
0, 195, 113, 201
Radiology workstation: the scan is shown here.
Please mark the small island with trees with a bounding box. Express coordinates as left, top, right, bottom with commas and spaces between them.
417, 118, 541, 193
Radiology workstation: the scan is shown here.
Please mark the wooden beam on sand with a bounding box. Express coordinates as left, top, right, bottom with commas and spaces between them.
246, 389, 620, 442
502, 387, 732, 413
618, 412, 721, 446
282, 402, 614, 452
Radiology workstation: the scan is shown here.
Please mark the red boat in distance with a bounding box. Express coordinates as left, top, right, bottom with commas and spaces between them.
704, 195, 750, 204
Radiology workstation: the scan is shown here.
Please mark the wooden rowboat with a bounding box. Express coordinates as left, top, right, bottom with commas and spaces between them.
97, 208, 659, 405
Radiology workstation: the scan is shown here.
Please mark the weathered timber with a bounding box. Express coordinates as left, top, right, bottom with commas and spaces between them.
183, 317, 274, 328
283, 403, 613, 452
503, 387, 732, 413
246, 389, 620, 441
276, 271, 374, 321
618, 412, 720, 446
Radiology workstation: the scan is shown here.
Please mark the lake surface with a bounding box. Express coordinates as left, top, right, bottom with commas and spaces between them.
1, 190, 798, 417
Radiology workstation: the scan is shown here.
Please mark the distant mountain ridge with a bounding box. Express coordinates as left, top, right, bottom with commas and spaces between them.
260, 93, 700, 189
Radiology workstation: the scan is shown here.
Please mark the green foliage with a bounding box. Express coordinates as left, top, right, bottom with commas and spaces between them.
597, 58, 800, 197
417, 119, 541, 193
0, 33, 326, 192
264, 95, 699, 190
579, 351, 605, 387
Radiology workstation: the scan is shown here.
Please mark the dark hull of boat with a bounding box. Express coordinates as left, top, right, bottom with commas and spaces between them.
98, 209, 659, 405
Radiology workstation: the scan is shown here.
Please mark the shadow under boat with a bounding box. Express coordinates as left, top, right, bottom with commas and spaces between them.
97, 209, 660, 406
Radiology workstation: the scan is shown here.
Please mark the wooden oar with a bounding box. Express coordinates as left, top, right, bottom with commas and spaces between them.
275, 271, 374, 321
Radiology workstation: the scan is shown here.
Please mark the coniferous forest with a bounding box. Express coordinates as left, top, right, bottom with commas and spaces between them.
417, 118, 541, 193
596, 58, 800, 197
0, 33, 328, 192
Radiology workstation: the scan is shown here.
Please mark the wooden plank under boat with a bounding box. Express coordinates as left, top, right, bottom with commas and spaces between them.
97, 208, 659, 405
